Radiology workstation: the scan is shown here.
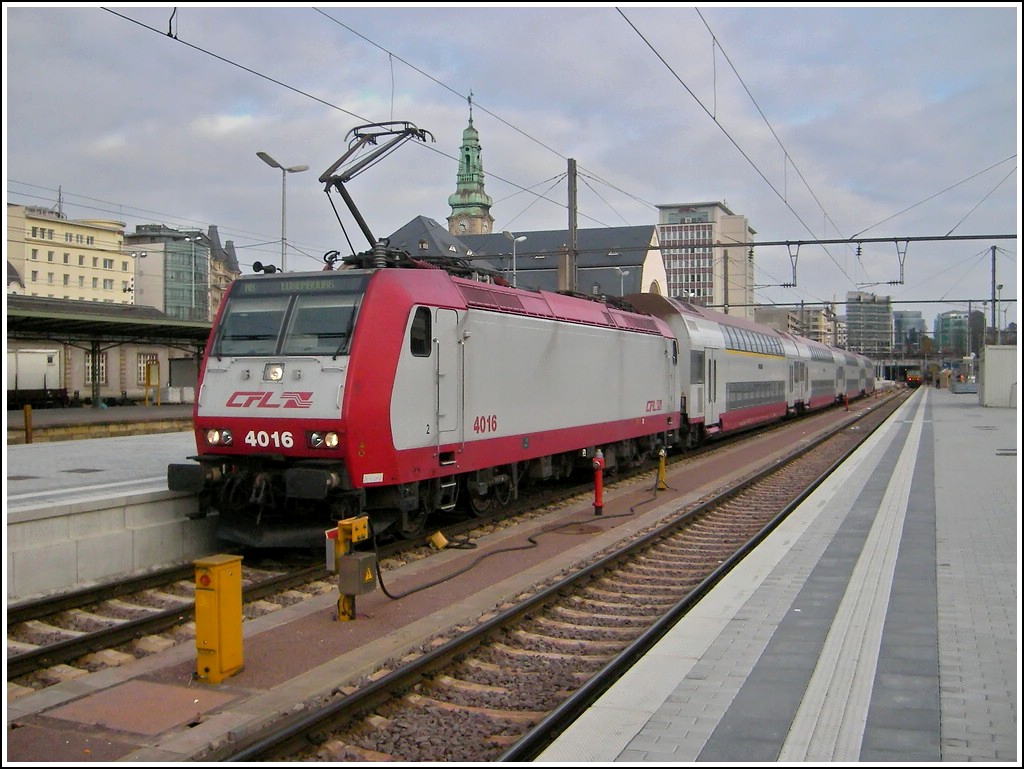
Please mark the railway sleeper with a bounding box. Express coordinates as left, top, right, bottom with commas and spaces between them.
459, 657, 589, 682
403, 692, 546, 724
581, 585, 679, 606
562, 594, 656, 618
490, 641, 614, 664
316, 741, 397, 762
429, 674, 510, 696
531, 615, 641, 640
511, 628, 625, 654
548, 605, 652, 627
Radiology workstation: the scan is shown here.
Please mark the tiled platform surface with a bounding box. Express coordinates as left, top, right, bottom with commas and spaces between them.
540, 387, 1018, 763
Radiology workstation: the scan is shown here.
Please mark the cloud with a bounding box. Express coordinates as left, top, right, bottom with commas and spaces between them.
5, 4, 1018, 324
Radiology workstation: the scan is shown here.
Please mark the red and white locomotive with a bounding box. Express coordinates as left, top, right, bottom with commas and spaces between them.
169, 261, 679, 546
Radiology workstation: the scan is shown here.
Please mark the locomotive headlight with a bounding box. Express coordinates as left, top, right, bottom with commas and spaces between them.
206, 428, 233, 446
308, 431, 340, 449
264, 363, 285, 382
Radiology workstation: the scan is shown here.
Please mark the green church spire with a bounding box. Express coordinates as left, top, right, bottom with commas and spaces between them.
448, 92, 494, 236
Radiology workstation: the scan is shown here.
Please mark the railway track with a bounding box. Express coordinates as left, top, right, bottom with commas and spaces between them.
4, 483, 618, 690
5, 559, 331, 686
197, 391, 908, 762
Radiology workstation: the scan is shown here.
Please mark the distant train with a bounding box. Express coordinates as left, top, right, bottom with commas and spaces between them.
168, 257, 874, 548
7, 348, 71, 410
905, 365, 923, 388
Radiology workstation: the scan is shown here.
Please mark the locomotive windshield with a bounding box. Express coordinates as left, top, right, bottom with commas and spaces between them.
213, 272, 369, 358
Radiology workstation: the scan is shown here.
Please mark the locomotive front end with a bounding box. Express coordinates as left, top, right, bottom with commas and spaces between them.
168, 270, 371, 546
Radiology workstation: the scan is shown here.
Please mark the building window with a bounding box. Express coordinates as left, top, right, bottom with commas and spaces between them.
64, 253, 70, 264
102, 258, 114, 269
31, 270, 38, 282
85, 352, 108, 385
79, 276, 85, 287
137, 353, 159, 385
63, 274, 70, 286
77, 234, 84, 244
122, 261, 128, 271
65, 232, 73, 242
92, 277, 98, 288
103, 279, 114, 290
86, 236, 95, 245
79, 255, 85, 265
47, 251, 54, 262
92, 256, 98, 267
31, 249, 38, 260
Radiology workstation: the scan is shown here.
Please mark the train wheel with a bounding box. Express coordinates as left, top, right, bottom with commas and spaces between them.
467, 490, 492, 517
399, 506, 428, 539
496, 483, 513, 507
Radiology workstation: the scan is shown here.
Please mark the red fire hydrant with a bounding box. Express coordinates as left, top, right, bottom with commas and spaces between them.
592, 449, 605, 516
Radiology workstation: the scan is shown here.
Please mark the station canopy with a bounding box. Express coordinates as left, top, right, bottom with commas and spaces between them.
5, 294, 212, 349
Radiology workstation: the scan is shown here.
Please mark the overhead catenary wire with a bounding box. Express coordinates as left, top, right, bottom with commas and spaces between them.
20, 7, 1010, 316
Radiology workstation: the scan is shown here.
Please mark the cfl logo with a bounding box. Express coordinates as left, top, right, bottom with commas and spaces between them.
226, 391, 314, 409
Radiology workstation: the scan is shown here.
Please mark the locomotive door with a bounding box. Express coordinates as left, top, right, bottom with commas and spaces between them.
704, 347, 724, 426
434, 309, 462, 441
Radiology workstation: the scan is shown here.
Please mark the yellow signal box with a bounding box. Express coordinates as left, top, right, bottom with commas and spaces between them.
194, 554, 244, 684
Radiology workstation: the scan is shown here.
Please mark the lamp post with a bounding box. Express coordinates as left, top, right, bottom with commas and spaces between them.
185, 236, 200, 320
123, 251, 147, 305
614, 266, 630, 296
996, 284, 1003, 344
257, 151, 309, 272
502, 231, 527, 287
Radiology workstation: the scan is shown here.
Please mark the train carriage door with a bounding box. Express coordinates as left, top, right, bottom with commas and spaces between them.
689, 348, 705, 420
434, 309, 462, 440
705, 347, 723, 426
788, 361, 796, 407
793, 360, 807, 408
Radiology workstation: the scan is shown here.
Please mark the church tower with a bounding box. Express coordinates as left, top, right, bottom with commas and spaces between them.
447, 95, 494, 236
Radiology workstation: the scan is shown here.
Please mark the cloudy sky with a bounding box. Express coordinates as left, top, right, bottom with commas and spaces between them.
5, 4, 1020, 329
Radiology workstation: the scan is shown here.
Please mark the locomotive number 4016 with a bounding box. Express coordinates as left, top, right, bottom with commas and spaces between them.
244, 430, 295, 448
472, 414, 498, 434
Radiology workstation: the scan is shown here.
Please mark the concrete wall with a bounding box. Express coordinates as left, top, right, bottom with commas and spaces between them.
979, 345, 1018, 408
6, 490, 221, 603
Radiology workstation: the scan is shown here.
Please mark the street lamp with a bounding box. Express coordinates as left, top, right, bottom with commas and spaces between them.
614, 266, 630, 296
123, 251, 147, 304
185, 236, 202, 320
996, 284, 1003, 344
257, 151, 309, 272
502, 231, 527, 287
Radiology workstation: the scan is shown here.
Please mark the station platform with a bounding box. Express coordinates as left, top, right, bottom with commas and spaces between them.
539, 386, 1019, 763
5, 403, 194, 445
5, 388, 1017, 762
